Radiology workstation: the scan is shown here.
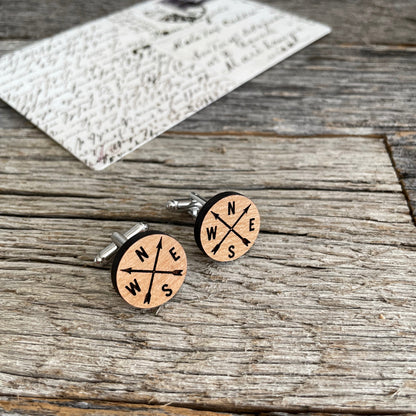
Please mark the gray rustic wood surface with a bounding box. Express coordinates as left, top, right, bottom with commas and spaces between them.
2, 398, 413, 416
0, 0, 416, 415
387, 132, 416, 222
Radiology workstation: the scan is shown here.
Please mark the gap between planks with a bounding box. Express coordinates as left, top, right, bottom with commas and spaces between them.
165, 131, 387, 140
0, 395, 414, 416
383, 135, 416, 226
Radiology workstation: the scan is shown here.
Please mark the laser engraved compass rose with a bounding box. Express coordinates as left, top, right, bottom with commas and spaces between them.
111, 232, 187, 309
194, 192, 260, 261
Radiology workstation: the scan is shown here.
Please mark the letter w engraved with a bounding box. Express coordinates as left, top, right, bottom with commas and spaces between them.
125, 278, 141, 296
206, 226, 217, 241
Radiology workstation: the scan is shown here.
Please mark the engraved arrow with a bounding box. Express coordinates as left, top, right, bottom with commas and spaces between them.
121, 267, 183, 276
144, 237, 163, 304
211, 214, 251, 246
211, 204, 251, 254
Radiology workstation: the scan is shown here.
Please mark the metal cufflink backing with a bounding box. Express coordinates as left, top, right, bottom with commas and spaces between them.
167, 191, 260, 262
94, 222, 187, 309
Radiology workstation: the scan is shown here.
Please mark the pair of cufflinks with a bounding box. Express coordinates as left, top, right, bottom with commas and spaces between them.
95, 191, 260, 309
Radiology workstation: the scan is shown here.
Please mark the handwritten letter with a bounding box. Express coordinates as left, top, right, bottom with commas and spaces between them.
0, 0, 330, 169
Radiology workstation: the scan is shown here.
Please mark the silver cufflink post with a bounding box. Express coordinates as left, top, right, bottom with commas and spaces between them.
166, 192, 207, 218
94, 222, 149, 265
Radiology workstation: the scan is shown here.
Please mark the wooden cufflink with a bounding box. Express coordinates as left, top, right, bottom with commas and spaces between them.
94, 222, 187, 309
167, 192, 260, 262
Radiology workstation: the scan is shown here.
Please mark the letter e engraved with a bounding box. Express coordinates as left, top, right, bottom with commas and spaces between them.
228, 245, 235, 258
169, 247, 180, 261
135, 246, 149, 262
162, 284, 173, 297
206, 225, 217, 241
228, 201, 235, 215
249, 218, 255, 231
125, 278, 141, 296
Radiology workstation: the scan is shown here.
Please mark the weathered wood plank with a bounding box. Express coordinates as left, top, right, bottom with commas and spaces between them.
0, 130, 404, 194
386, 132, 416, 221
1, 218, 416, 411
173, 44, 416, 135
0, 397, 249, 415
1, 0, 416, 412
0, 131, 413, 249
1, 398, 413, 416
0, 0, 414, 45
268, 0, 416, 46
5, 397, 409, 416
1, 130, 416, 411
1, 41, 415, 134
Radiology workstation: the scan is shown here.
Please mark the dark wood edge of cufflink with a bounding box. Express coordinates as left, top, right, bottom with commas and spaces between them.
110, 230, 164, 296
194, 191, 242, 256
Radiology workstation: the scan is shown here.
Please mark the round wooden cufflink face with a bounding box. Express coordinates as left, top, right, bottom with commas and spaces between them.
194, 192, 260, 262
111, 231, 187, 309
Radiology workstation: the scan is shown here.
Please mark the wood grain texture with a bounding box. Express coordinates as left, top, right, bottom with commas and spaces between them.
1, 0, 416, 413
0, 397, 250, 416
1, 131, 416, 411
1, 41, 415, 135
6, 397, 405, 416
386, 132, 416, 221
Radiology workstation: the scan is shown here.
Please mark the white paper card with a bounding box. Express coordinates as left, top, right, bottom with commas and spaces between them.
0, 0, 330, 170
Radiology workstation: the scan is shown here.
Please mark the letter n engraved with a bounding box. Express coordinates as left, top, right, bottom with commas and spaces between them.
206, 226, 217, 241
228, 201, 235, 215
125, 278, 141, 296
135, 246, 149, 262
